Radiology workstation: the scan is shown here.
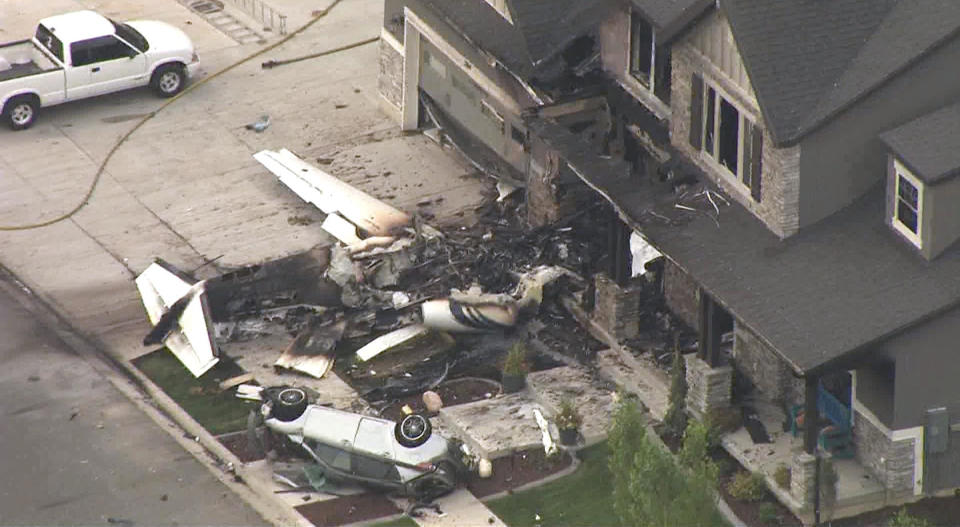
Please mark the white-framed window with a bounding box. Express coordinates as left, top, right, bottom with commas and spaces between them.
892, 158, 923, 247
629, 11, 671, 103
701, 81, 755, 190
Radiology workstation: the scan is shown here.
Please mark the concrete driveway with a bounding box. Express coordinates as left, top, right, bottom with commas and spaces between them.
0, 0, 489, 362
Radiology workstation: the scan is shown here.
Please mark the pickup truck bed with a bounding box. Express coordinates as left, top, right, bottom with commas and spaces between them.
0, 40, 59, 82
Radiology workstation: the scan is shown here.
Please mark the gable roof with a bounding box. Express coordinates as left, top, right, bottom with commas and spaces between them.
530, 115, 960, 375
418, 0, 614, 80
882, 102, 960, 184
630, 0, 713, 42
721, 0, 960, 146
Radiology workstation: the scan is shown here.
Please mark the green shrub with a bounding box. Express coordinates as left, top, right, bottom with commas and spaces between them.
888, 507, 931, 527
726, 470, 767, 502
705, 407, 742, 448
773, 464, 791, 489
663, 349, 688, 438
556, 397, 581, 431
757, 502, 780, 526
503, 341, 530, 376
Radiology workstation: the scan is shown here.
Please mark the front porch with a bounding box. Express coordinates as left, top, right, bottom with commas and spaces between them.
720, 397, 888, 523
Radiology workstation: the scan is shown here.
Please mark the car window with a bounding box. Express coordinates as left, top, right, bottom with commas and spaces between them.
352, 453, 401, 481
309, 441, 351, 472
35, 25, 64, 63
71, 36, 134, 67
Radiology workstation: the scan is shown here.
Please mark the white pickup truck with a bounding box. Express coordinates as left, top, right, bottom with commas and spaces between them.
0, 10, 199, 130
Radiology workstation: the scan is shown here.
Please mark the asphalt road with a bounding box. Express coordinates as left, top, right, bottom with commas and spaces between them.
0, 276, 266, 526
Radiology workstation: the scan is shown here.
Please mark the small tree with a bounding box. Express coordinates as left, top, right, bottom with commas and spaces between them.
610, 395, 723, 527
664, 347, 688, 438
609, 393, 646, 523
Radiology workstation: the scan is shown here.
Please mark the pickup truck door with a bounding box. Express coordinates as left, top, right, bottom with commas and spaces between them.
68, 35, 146, 100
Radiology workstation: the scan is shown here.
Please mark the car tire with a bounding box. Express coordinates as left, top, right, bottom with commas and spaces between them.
151, 63, 186, 98
3, 95, 38, 131
395, 414, 432, 448
272, 387, 308, 422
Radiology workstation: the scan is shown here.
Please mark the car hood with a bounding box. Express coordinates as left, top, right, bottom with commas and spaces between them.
127, 20, 194, 57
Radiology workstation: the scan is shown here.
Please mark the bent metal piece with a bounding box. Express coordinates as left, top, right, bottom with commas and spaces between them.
135, 259, 219, 377
421, 298, 518, 333
254, 148, 411, 236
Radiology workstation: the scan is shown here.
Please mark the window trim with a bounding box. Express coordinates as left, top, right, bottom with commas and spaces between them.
629, 11, 656, 90
892, 158, 923, 247
698, 78, 756, 191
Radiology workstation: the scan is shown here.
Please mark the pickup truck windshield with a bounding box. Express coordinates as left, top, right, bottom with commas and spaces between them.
35, 24, 64, 63
111, 20, 149, 53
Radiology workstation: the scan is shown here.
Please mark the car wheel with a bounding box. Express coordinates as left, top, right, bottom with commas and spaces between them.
4, 96, 38, 131
151, 64, 186, 98
395, 414, 432, 448
272, 387, 308, 422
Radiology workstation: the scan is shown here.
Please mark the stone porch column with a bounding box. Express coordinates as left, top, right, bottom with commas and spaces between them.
684, 354, 732, 418
593, 273, 641, 341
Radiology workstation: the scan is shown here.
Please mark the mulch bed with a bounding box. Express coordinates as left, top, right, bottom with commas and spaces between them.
712, 448, 802, 527
377, 377, 501, 421
295, 493, 401, 526
467, 447, 573, 498
217, 430, 265, 463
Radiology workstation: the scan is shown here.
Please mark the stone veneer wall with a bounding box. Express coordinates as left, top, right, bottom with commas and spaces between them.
733, 323, 802, 405
853, 407, 917, 494
685, 354, 731, 417
378, 37, 404, 115
669, 36, 801, 238
525, 143, 589, 228
593, 273, 642, 341
663, 259, 698, 330
791, 452, 817, 506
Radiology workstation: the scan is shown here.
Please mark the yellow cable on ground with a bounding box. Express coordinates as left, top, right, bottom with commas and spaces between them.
0, 0, 346, 231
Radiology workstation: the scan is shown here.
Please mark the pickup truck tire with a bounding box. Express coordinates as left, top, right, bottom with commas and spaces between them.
151, 64, 186, 98
3, 96, 38, 131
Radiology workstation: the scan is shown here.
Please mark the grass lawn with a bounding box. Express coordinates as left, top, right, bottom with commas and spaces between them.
133, 349, 257, 435
486, 442, 623, 527
368, 517, 417, 527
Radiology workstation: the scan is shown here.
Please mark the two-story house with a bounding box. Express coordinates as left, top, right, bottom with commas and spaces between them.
379, 0, 960, 521
556, 0, 960, 520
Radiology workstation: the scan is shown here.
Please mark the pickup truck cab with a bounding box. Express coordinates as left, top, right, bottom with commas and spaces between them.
0, 10, 199, 130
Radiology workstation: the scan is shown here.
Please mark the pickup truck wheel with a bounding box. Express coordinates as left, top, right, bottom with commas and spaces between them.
4, 97, 38, 131
152, 64, 186, 98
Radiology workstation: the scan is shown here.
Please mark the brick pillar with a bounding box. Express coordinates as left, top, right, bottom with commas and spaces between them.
684, 354, 732, 418
791, 452, 817, 507
593, 273, 641, 341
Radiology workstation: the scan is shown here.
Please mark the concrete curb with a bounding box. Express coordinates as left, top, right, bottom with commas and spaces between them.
0, 265, 307, 527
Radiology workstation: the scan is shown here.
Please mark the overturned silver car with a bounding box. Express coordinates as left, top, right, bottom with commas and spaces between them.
253, 387, 465, 500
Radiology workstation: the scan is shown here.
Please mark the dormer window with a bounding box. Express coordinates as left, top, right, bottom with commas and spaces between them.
892, 159, 923, 247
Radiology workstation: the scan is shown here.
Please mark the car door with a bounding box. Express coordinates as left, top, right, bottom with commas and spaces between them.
69, 35, 146, 98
